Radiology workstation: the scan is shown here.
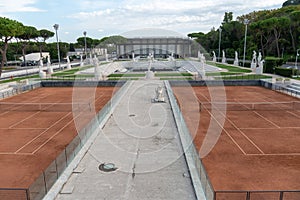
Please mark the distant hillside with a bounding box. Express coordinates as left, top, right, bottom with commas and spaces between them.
283, 0, 300, 7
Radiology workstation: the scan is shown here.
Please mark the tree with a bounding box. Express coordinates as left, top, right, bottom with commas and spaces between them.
37, 29, 54, 58
260, 17, 290, 57
0, 17, 24, 76
289, 11, 300, 51
16, 26, 39, 64
222, 12, 233, 24
283, 0, 300, 7
77, 36, 93, 49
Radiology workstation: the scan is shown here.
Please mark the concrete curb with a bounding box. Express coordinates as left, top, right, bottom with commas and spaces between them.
164, 80, 207, 200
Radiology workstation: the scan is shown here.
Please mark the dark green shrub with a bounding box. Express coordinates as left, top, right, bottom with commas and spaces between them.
274, 67, 296, 77
264, 57, 283, 73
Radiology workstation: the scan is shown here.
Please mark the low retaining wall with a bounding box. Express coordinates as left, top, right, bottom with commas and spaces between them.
165, 81, 209, 200
41, 80, 126, 87
0, 82, 41, 99
169, 80, 261, 87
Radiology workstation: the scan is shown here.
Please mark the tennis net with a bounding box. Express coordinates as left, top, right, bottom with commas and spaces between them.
0, 102, 93, 112
199, 101, 300, 111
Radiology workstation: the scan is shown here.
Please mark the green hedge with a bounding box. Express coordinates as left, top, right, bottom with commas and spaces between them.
264, 57, 283, 73
274, 67, 296, 77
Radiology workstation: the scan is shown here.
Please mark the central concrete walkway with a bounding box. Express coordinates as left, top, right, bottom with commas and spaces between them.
55, 80, 196, 200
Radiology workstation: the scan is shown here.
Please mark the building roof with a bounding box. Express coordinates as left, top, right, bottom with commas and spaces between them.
121, 28, 187, 39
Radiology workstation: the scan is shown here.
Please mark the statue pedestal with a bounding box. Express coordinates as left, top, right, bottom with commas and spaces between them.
251, 63, 256, 71
39, 71, 46, 78
145, 71, 154, 79
256, 66, 263, 74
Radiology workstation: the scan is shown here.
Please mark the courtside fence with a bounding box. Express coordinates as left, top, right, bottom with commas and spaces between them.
165, 80, 214, 200
166, 80, 300, 200
0, 81, 129, 200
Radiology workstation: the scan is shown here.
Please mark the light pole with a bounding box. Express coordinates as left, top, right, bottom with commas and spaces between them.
295, 49, 299, 76
218, 28, 222, 63
53, 24, 61, 70
83, 31, 87, 57
243, 19, 250, 67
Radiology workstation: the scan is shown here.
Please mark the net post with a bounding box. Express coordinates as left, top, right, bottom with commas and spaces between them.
26, 189, 30, 200
246, 191, 250, 200
279, 191, 283, 200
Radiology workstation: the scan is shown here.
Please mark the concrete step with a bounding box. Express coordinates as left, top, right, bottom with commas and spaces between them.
287, 84, 300, 91
291, 83, 300, 88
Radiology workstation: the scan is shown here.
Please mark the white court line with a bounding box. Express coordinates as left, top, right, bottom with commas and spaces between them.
197, 92, 247, 155
14, 112, 72, 154
240, 127, 300, 130
31, 94, 105, 154
30, 110, 86, 154
287, 110, 300, 119
0, 152, 33, 155
218, 110, 265, 155
9, 111, 41, 128
0, 128, 46, 130
247, 153, 300, 156
253, 111, 281, 128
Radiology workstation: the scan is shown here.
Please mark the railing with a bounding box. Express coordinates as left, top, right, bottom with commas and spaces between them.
28, 81, 131, 200
215, 190, 300, 200
261, 80, 300, 97
0, 81, 131, 200
165, 80, 212, 200
165, 80, 300, 200
0, 82, 41, 99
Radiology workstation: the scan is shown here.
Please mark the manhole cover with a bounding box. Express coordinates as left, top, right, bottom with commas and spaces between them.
99, 163, 118, 172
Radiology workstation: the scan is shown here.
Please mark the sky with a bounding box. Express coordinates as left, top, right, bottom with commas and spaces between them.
0, 0, 284, 43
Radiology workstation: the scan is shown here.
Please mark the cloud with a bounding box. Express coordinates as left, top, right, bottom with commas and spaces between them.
0, 0, 44, 13
68, 0, 284, 36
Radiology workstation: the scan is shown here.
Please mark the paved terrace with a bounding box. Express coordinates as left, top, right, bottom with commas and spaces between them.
47, 80, 198, 200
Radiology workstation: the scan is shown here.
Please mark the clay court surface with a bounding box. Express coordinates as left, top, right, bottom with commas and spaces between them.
173, 86, 300, 199
0, 87, 114, 190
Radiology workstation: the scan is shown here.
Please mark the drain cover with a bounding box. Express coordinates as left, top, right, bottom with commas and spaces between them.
99, 163, 117, 172
129, 114, 136, 117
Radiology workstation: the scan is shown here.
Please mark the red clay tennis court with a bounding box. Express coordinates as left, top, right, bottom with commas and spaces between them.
173, 86, 300, 200
0, 87, 114, 200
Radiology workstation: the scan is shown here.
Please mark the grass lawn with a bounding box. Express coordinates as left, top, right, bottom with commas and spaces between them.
108, 77, 139, 80
205, 72, 243, 76
0, 75, 39, 84
215, 74, 271, 80
108, 73, 145, 77
155, 72, 192, 77
51, 65, 94, 77
160, 77, 193, 80
207, 62, 252, 73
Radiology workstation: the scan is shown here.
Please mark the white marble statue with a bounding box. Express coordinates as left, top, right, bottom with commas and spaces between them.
80, 55, 84, 67
212, 51, 217, 62
256, 60, 264, 74
66, 56, 71, 69
153, 86, 165, 102
222, 50, 226, 64
47, 56, 51, 67
251, 50, 257, 70
258, 52, 262, 64
234, 51, 239, 66
39, 58, 43, 68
